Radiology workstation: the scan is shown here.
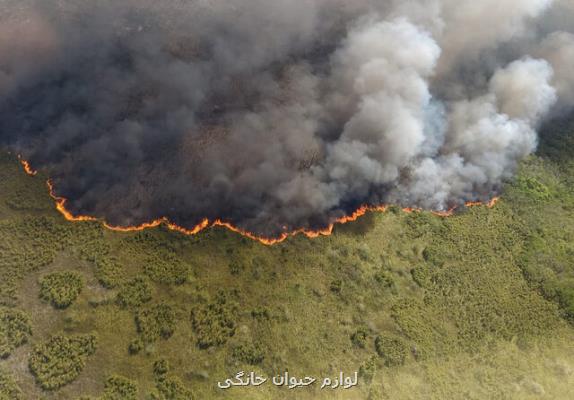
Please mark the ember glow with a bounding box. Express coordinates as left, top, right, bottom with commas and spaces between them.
38, 161, 499, 245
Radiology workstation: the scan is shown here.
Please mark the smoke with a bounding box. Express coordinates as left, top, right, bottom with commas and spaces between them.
0, 0, 573, 237
537, 31, 574, 109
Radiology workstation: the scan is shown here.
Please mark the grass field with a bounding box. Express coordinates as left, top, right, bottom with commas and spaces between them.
1, 123, 574, 399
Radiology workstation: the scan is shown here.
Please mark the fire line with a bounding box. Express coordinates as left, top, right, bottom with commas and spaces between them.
18, 155, 38, 176
21, 156, 499, 245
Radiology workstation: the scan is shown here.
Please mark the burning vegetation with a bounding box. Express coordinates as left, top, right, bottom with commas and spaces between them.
1, 1, 573, 239
17, 156, 498, 244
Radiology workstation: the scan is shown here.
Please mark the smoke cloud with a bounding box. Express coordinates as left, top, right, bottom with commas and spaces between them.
1, 0, 573, 237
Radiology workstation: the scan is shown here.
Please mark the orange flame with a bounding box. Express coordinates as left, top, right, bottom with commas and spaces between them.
47, 180, 98, 222
18, 155, 38, 176
33, 159, 500, 245
486, 197, 500, 208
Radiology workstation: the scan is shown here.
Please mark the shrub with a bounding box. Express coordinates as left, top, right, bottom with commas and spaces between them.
375, 334, 408, 367
422, 246, 445, 267
374, 270, 394, 289
351, 328, 369, 349
250, 256, 267, 280
153, 359, 170, 379
0, 307, 32, 359
358, 356, 377, 383
251, 307, 270, 321
136, 303, 176, 343
102, 375, 137, 400
0, 369, 22, 400
0, 215, 71, 305
228, 260, 246, 276
388, 205, 401, 214
71, 223, 111, 262
191, 292, 236, 349
151, 361, 193, 400
29, 334, 97, 390
94, 257, 125, 289
330, 279, 342, 294
410, 266, 431, 288
356, 245, 371, 262
514, 176, 551, 200
116, 277, 152, 308
152, 376, 193, 400
556, 285, 574, 323
144, 254, 188, 285
230, 342, 265, 365
39, 271, 84, 309
128, 338, 144, 355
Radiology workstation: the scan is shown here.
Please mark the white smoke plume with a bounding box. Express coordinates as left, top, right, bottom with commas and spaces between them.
537, 31, 574, 108
0, 0, 572, 236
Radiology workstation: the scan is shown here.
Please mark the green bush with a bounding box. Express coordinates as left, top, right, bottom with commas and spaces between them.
422, 246, 446, 267
250, 256, 268, 280
230, 342, 265, 365
94, 257, 125, 289
102, 375, 137, 400
390, 298, 445, 356
356, 245, 372, 262
128, 338, 144, 355
150, 360, 193, 399
0, 369, 22, 400
116, 277, 152, 308
152, 376, 193, 400
144, 254, 188, 285
358, 356, 377, 384
410, 266, 432, 288
228, 260, 245, 276
556, 284, 574, 323
153, 359, 170, 379
29, 334, 97, 390
514, 176, 551, 200
4, 184, 52, 211
388, 205, 401, 214
374, 270, 394, 289
405, 212, 438, 237
136, 303, 176, 343
375, 334, 408, 367
39, 271, 84, 309
0, 216, 68, 304
330, 279, 342, 294
191, 292, 236, 349
250, 307, 270, 321
0, 307, 32, 358
351, 328, 369, 349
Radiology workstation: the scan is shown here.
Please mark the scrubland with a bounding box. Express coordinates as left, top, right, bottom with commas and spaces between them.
0, 123, 573, 399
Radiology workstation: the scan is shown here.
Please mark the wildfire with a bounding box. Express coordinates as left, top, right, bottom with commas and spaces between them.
18, 155, 38, 176
47, 180, 98, 222
211, 205, 390, 245
486, 197, 500, 208
34, 159, 499, 245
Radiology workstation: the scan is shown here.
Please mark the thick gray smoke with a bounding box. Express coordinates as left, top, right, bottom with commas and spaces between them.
1, 0, 573, 237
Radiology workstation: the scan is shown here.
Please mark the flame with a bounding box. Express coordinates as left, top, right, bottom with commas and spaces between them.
18, 155, 38, 176
210, 205, 390, 245
486, 197, 500, 208
47, 180, 98, 222
32, 159, 500, 245
104, 219, 164, 232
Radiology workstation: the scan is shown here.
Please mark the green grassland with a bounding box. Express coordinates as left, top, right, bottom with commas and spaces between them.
1, 125, 574, 399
